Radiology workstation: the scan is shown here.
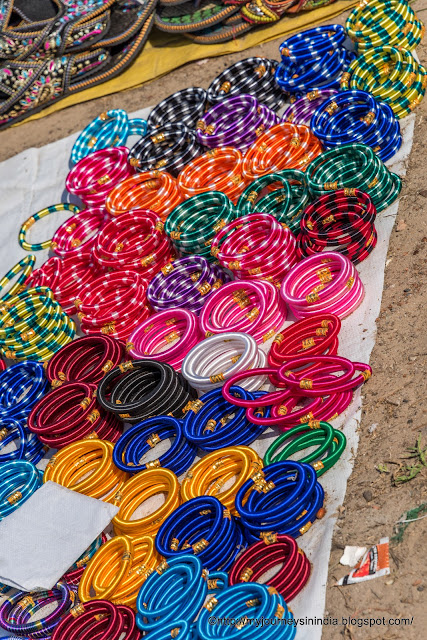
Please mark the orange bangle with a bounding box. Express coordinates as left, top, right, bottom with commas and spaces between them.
112, 467, 180, 537
105, 171, 183, 220
242, 123, 323, 180
177, 147, 248, 204
181, 445, 263, 514
43, 439, 129, 502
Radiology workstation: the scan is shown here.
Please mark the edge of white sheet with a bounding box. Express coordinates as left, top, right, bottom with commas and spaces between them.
0, 110, 415, 640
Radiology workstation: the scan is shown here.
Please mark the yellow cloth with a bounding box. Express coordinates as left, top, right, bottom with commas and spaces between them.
19, 1, 357, 125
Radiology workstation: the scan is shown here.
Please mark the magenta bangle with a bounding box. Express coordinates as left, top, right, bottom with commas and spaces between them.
278, 355, 372, 395
51, 207, 108, 258
127, 308, 202, 371
282, 89, 338, 126
51, 599, 141, 640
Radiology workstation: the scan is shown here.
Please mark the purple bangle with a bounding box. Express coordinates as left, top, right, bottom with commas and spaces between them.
282, 89, 338, 126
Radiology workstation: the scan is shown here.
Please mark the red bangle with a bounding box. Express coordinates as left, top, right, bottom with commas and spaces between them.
228, 534, 311, 602
51, 600, 141, 640
51, 207, 108, 258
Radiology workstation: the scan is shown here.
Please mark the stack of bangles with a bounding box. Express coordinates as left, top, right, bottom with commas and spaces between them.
199, 280, 287, 343
78, 534, 161, 607
28, 382, 123, 447
0, 460, 42, 520
177, 147, 248, 204
211, 212, 298, 284
96, 361, 197, 423
61, 533, 107, 586
0, 255, 36, 300
147, 87, 207, 130
50, 206, 109, 258
0, 361, 49, 422
51, 600, 141, 640
282, 89, 338, 126
0, 581, 75, 638
112, 416, 196, 476
155, 496, 245, 571
66, 147, 133, 206
91, 210, 173, 279
127, 309, 202, 370
43, 438, 129, 502
75, 271, 151, 340
70, 108, 148, 165
296, 190, 377, 264
228, 534, 310, 602
305, 143, 402, 211
182, 387, 267, 450
242, 123, 323, 180
236, 169, 311, 233
45, 335, 126, 386
310, 89, 401, 161
340, 46, 427, 119
147, 256, 230, 315
112, 467, 181, 537
0, 418, 45, 465
164, 191, 237, 261
181, 333, 268, 394
196, 94, 279, 153
0, 286, 75, 362
129, 124, 203, 176
264, 421, 346, 476
207, 57, 285, 111
105, 171, 183, 220
18, 203, 81, 252
180, 446, 263, 512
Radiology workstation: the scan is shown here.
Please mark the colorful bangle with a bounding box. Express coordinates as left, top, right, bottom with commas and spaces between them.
51, 206, 108, 258
52, 600, 141, 640
0, 360, 49, 422
0, 460, 42, 520
18, 203, 81, 251
282, 89, 338, 126
0, 255, 36, 301
148, 87, 207, 130
61, 533, 107, 586
112, 467, 180, 538
112, 415, 196, 476
106, 171, 183, 220
0, 418, 45, 465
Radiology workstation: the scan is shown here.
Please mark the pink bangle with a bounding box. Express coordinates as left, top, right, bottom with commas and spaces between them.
127, 308, 202, 371
51, 207, 108, 258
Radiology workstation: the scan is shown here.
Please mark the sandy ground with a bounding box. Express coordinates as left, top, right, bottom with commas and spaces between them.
0, 1, 426, 638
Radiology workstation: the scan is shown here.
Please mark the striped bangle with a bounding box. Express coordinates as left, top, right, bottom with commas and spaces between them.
19, 204, 81, 252
148, 87, 207, 130
0, 255, 35, 301
0, 460, 42, 520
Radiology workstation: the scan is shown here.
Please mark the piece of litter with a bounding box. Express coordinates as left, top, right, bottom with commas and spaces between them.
336, 538, 390, 585
368, 423, 378, 434
340, 546, 367, 567
385, 258, 393, 267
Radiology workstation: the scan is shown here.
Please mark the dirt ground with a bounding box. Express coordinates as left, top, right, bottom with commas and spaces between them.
0, 1, 426, 638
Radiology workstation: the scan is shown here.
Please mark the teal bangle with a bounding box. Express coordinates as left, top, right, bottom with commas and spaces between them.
19, 204, 81, 252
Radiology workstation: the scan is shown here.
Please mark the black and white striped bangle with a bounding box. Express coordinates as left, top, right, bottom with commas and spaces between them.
147, 87, 208, 130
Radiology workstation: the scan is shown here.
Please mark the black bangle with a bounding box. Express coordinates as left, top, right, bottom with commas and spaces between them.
147, 87, 208, 130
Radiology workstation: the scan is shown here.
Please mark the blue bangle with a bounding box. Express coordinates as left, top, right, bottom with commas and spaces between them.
235, 461, 324, 544
0, 361, 49, 423
155, 496, 246, 572
0, 460, 42, 520
279, 24, 346, 61
0, 418, 45, 465
112, 415, 197, 476
183, 387, 266, 451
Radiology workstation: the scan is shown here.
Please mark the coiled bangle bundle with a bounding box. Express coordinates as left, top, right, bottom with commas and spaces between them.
264, 420, 346, 475
242, 122, 323, 180
0, 255, 36, 301
52, 600, 141, 640
50, 206, 108, 258
182, 387, 266, 450
177, 147, 248, 204
182, 333, 267, 394
207, 57, 285, 111
18, 204, 82, 252
0, 460, 42, 520
28, 382, 123, 448
97, 360, 197, 424
275, 24, 355, 94
106, 171, 183, 220
199, 280, 287, 344
127, 309, 201, 371
228, 534, 310, 602
282, 89, 338, 126
296, 189, 377, 265
164, 191, 237, 261
61, 533, 107, 586
306, 143, 401, 211
112, 416, 196, 476
45, 335, 126, 386
181, 446, 263, 512
340, 46, 427, 119
91, 210, 173, 279
148, 87, 207, 130
79, 534, 161, 608
75, 271, 151, 341
235, 460, 325, 543
0, 287, 75, 362
197, 583, 295, 640
281, 251, 364, 318
155, 496, 245, 571
112, 468, 180, 537
66, 146, 133, 206
346, 0, 424, 52
0, 418, 45, 465
129, 124, 203, 177
310, 89, 401, 162
0, 361, 49, 422
0, 581, 75, 638
43, 439, 129, 502
211, 212, 298, 284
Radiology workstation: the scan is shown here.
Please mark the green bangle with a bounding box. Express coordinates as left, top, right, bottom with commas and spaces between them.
0, 255, 35, 302
263, 421, 346, 476
19, 203, 81, 251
